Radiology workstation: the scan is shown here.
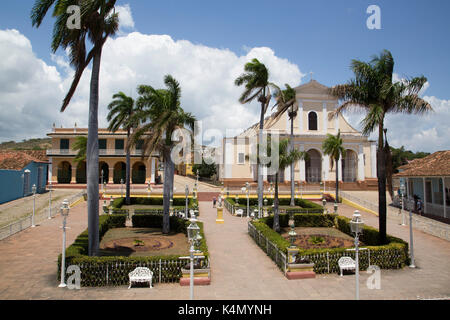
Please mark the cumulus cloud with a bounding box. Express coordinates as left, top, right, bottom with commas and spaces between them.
0, 28, 303, 145
115, 4, 135, 33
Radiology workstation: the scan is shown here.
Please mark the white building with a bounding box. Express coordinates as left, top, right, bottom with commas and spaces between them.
219, 80, 378, 190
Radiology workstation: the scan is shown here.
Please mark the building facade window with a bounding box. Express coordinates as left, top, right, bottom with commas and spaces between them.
238, 152, 245, 164
308, 112, 318, 131
60, 139, 69, 150
99, 139, 107, 150
115, 139, 124, 150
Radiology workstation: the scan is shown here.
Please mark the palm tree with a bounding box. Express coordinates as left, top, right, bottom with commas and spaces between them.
271, 84, 298, 206
72, 136, 87, 165
131, 75, 196, 234
265, 138, 306, 233
235, 58, 279, 217
31, 0, 119, 256
107, 92, 139, 205
329, 49, 432, 244
322, 130, 346, 204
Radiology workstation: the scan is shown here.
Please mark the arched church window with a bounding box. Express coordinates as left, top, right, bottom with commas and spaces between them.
308, 112, 318, 131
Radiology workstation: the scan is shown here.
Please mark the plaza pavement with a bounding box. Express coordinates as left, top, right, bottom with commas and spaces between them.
0, 194, 449, 299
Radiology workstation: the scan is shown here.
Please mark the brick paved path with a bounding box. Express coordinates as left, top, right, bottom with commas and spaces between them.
0, 199, 449, 299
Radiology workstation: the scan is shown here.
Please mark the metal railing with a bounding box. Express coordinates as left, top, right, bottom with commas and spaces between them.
47, 149, 145, 156
248, 222, 287, 274
0, 191, 85, 241
340, 191, 380, 213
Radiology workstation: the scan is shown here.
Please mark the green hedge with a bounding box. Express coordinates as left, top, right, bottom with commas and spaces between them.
249, 214, 409, 273
225, 197, 323, 214
113, 197, 198, 208
58, 213, 209, 286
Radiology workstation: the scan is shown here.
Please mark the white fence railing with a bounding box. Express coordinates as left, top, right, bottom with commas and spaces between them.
0, 191, 85, 241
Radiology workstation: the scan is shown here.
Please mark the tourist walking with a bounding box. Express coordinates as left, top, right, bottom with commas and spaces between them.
213, 197, 217, 208
417, 198, 423, 216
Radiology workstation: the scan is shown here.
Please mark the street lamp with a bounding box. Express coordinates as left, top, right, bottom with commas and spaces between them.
32, 184, 37, 227
245, 182, 250, 218
263, 198, 268, 217
350, 210, 364, 300
334, 202, 338, 214
58, 199, 70, 288
288, 212, 297, 247
400, 182, 406, 226
187, 218, 201, 300
169, 198, 174, 217
322, 197, 327, 214
185, 184, 189, 218
48, 181, 53, 219
120, 178, 124, 198
408, 199, 416, 268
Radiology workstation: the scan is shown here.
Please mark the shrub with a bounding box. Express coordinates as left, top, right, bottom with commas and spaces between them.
113, 197, 198, 208
263, 213, 337, 228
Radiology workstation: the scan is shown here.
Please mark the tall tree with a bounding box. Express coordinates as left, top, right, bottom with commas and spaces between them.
107, 92, 139, 205
329, 49, 432, 244
235, 58, 279, 218
271, 84, 298, 206
31, 0, 119, 256
322, 130, 346, 204
131, 75, 196, 234
265, 138, 306, 233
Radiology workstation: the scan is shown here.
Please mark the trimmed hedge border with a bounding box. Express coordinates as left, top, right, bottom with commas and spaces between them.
57, 214, 209, 287
249, 214, 409, 274
225, 197, 323, 215
111, 196, 200, 216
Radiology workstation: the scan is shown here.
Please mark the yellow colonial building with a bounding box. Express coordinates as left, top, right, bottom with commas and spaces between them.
219, 80, 378, 190
47, 125, 159, 185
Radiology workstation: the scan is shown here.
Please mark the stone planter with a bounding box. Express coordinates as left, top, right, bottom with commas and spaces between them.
180, 268, 211, 286
286, 263, 316, 280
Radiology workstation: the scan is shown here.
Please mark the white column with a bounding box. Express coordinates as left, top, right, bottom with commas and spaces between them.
323, 102, 328, 134
298, 100, 303, 132
338, 157, 343, 181
423, 177, 427, 214
323, 154, 330, 181
299, 144, 306, 182
150, 158, 156, 183
358, 145, 365, 181
285, 165, 291, 182
224, 138, 233, 178
370, 143, 377, 178
335, 103, 339, 134
48, 157, 53, 184
443, 177, 447, 218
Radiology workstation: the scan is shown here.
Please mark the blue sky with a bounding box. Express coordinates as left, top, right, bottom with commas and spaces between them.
0, 0, 449, 152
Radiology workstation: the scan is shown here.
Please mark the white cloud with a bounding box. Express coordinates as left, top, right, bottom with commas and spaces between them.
115, 4, 135, 34
0, 28, 303, 145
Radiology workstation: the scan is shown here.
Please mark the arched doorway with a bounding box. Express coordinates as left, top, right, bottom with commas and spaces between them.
76, 161, 87, 184
57, 161, 72, 184
113, 162, 126, 184
132, 162, 146, 184
342, 149, 357, 182
99, 162, 109, 184
306, 149, 322, 183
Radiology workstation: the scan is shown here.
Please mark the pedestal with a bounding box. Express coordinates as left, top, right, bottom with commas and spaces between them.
180, 268, 211, 286
286, 263, 316, 280
216, 206, 224, 224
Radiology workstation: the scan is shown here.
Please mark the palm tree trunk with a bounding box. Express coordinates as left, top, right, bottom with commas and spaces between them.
377, 124, 387, 244
290, 111, 295, 206
335, 159, 339, 203
87, 48, 102, 257
125, 128, 131, 205
162, 148, 173, 234
258, 101, 265, 218
273, 172, 280, 232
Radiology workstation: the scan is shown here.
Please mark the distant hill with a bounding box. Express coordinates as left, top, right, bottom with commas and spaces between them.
0, 138, 51, 150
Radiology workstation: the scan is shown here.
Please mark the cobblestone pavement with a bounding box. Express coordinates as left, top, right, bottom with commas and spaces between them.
0, 189, 84, 228
0, 198, 449, 300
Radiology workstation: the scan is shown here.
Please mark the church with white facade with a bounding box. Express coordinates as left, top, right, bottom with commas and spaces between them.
219, 80, 378, 190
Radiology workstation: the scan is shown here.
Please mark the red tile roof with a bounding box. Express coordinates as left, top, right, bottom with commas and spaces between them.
395, 151, 450, 177
0, 150, 48, 171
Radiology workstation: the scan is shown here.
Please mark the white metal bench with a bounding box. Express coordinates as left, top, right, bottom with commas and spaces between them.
235, 209, 244, 217
128, 267, 153, 289
338, 256, 356, 276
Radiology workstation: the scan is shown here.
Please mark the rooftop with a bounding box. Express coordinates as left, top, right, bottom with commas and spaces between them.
0, 150, 48, 171
395, 150, 450, 177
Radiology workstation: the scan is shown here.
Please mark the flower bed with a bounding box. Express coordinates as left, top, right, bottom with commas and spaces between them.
249, 214, 409, 274
57, 214, 209, 287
